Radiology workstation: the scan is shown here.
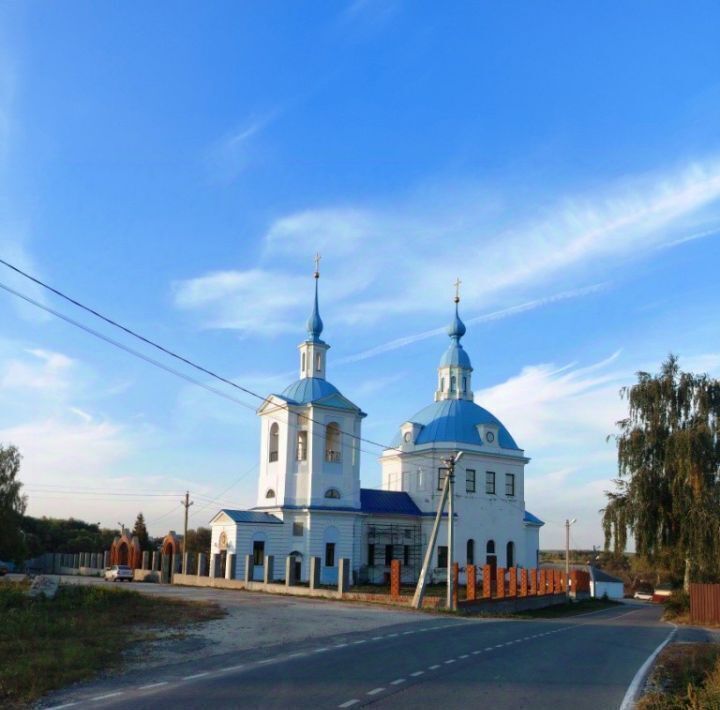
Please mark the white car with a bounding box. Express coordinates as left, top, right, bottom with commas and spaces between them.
104, 565, 134, 582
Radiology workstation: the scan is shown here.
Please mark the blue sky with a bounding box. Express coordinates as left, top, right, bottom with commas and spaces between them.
1, 2, 720, 548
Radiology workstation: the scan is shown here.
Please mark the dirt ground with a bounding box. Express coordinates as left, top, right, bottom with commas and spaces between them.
61, 575, 435, 671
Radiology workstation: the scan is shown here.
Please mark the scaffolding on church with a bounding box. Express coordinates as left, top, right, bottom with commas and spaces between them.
359, 522, 424, 585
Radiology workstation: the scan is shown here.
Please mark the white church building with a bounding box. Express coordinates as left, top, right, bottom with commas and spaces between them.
209, 268, 543, 585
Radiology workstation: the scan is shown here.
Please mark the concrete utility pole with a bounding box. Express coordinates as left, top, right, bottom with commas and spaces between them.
181, 491, 194, 553
565, 517, 576, 600
412, 451, 463, 610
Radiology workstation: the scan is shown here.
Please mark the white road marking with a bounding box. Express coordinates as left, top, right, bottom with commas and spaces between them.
429, 664, 441, 670
219, 665, 245, 672
287, 652, 306, 658
444, 659, 456, 664
367, 687, 385, 695
257, 658, 275, 664
495, 644, 503, 648
314, 648, 329, 653
619, 626, 677, 710
459, 654, 469, 659
338, 700, 360, 708
372, 636, 383, 640
403, 631, 414, 635
390, 678, 406, 685
183, 672, 210, 679
472, 650, 482, 655
484, 646, 493, 651
138, 682, 169, 690
388, 633, 399, 637
410, 671, 424, 677
335, 643, 348, 648
91, 692, 124, 700
352, 640, 366, 645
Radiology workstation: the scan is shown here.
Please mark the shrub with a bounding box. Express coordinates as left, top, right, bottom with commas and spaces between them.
663, 590, 689, 619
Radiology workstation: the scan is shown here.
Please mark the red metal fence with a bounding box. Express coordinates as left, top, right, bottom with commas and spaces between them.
690, 583, 720, 625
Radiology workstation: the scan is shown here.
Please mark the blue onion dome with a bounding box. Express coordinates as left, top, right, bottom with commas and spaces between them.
306, 273, 324, 341
447, 300, 466, 340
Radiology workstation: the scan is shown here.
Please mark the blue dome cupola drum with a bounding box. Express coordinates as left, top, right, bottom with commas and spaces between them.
435, 279, 473, 401
296, 254, 330, 382
392, 279, 522, 451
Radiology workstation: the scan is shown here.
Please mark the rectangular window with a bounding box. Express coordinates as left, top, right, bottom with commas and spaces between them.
325, 542, 335, 567
437, 546, 448, 568
466, 469, 476, 493
437, 467, 449, 491
292, 522, 303, 537
505, 473, 516, 497
486, 471, 496, 495
385, 544, 393, 566
252, 541, 265, 566
403, 545, 410, 566
296, 431, 307, 461
368, 543, 375, 566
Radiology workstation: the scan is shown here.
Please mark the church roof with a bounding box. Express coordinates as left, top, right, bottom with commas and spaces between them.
391, 398, 520, 450
439, 341, 472, 368
523, 510, 544, 526
274, 377, 362, 413
217, 510, 283, 524
360, 489, 422, 516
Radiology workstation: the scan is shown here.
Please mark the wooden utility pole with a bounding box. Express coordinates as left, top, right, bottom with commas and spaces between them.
565, 517, 576, 600
181, 491, 194, 553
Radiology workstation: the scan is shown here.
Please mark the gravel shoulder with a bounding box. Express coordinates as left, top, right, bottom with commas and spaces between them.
60, 575, 435, 672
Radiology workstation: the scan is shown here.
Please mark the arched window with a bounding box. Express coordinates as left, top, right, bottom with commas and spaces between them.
462, 376, 467, 392
440, 378, 445, 392
325, 422, 341, 462
316, 353, 322, 372
450, 375, 456, 392
324, 488, 341, 499
268, 423, 279, 462
467, 539, 475, 565
301, 352, 306, 374
265, 489, 275, 498
486, 539, 497, 570
506, 541, 515, 568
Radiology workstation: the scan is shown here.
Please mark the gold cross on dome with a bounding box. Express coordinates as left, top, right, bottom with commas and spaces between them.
314, 252, 322, 276
454, 277, 462, 302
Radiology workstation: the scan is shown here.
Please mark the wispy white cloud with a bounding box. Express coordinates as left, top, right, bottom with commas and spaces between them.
336, 283, 608, 365
0, 348, 74, 390
175, 158, 720, 340
206, 111, 278, 181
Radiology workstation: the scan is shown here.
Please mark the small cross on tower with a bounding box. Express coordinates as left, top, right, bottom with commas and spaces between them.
314, 252, 321, 279
454, 277, 462, 303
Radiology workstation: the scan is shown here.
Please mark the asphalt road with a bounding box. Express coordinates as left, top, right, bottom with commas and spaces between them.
44, 601, 672, 710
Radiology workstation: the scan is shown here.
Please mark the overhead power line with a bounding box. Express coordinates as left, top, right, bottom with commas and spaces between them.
0, 261, 417, 460
0, 259, 497, 484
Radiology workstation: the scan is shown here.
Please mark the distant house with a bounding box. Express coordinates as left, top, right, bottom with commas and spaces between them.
589, 566, 624, 599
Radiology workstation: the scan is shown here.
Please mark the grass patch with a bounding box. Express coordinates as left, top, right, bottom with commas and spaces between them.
638, 643, 720, 709
0, 580, 225, 707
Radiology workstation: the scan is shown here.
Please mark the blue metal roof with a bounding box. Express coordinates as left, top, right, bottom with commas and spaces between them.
360, 489, 422, 516
276, 377, 359, 412
391, 398, 520, 450
523, 510, 544, 526
220, 510, 283, 524
439, 342, 472, 369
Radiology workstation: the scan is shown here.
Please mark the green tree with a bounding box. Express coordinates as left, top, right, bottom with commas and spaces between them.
184, 527, 211, 555
0, 444, 28, 563
603, 355, 720, 590
132, 512, 150, 550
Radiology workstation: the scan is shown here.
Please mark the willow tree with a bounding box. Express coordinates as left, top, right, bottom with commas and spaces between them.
603, 355, 720, 590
